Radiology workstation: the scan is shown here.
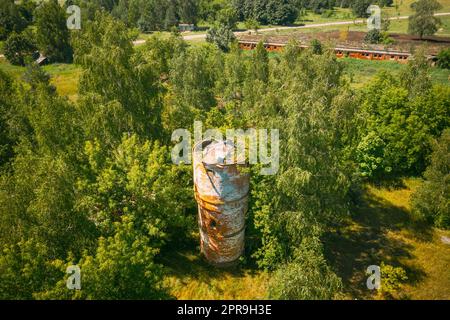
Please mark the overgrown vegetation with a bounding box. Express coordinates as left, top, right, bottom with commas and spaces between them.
0, 2, 448, 300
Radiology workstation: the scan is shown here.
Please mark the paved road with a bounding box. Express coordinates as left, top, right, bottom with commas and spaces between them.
134, 11, 450, 45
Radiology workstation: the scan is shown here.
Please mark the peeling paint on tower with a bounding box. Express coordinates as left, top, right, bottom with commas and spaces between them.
193, 139, 249, 267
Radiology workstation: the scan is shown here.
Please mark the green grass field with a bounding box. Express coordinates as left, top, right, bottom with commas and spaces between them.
342, 58, 450, 88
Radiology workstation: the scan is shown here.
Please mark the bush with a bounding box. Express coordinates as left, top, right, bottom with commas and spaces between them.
437, 48, 450, 69
268, 245, 342, 299
206, 23, 236, 52
364, 29, 382, 44
310, 39, 323, 54
4, 31, 37, 66
378, 262, 408, 298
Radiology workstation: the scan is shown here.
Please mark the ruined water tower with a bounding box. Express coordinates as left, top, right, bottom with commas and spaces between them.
193, 139, 249, 267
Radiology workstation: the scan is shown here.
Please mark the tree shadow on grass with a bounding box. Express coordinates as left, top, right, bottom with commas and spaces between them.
323, 186, 429, 299
158, 237, 249, 284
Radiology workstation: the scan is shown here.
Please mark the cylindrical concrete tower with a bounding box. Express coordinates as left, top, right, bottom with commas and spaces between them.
193, 139, 249, 266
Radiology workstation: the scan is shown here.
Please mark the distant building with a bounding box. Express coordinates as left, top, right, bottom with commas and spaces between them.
178, 24, 195, 32
237, 31, 450, 64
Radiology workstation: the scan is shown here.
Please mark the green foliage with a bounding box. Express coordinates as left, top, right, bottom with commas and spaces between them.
35, 0, 73, 62
251, 41, 269, 83
37, 216, 170, 300
378, 262, 408, 298
309, 38, 323, 54
356, 131, 386, 177
0, 0, 31, 41
364, 29, 382, 44
4, 31, 37, 66
77, 134, 195, 239
206, 23, 236, 52
246, 43, 358, 299
268, 241, 342, 299
244, 18, 260, 33
411, 129, 450, 229
73, 12, 162, 140
408, 0, 442, 38
0, 70, 16, 165
163, 44, 219, 130
357, 54, 450, 178
437, 48, 450, 70
233, 0, 299, 25
351, 0, 372, 18
0, 239, 64, 299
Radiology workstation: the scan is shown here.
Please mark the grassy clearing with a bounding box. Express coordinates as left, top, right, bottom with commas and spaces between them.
160, 247, 268, 300
324, 178, 450, 300
342, 58, 450, 88
0, 58, 80, 101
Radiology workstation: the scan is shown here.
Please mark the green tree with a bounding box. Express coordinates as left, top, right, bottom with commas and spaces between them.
35, 0, 73, 62
408, 0, 442, 39
411, 129, 450, 229
364, 29, 383, 44
268, 241, 343, 299
265, 0, 298, 25
73, 12, 162, 140
0, 0, 28, 40
163, 45, 219, 130
351, 0, 372, 18
247, 44, 358, 298
177, 0, 199, 24
357, 54, 449, 178
0, 70, 16, 166
310, 38, 323, 54
4, 31, 37, 66
251, 41, 269, 83
36, 216, 170, 300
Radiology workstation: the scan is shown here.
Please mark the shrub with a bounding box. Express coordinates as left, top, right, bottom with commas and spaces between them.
310, 39, 323, 54
437, 48, 450, 69
378, 262, 408, 298
364, 29, 382, 44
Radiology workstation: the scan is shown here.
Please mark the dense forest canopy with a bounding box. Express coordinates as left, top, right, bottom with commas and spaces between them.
0, 0, 449, 300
